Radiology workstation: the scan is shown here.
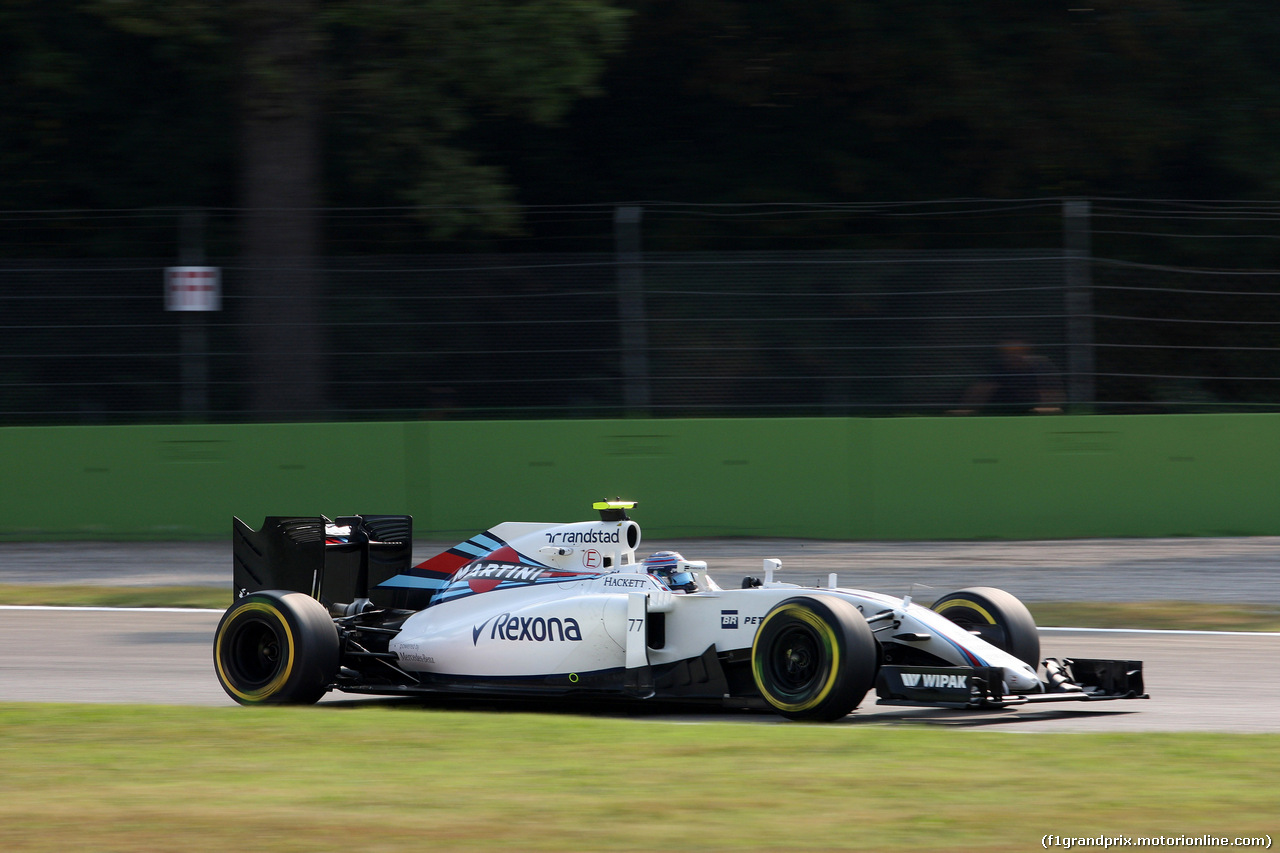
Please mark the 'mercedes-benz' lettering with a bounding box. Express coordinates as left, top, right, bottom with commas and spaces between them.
473, 612, 584, 645
545, 529, 620, 545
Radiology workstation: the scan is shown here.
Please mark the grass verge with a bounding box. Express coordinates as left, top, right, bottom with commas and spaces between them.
0, 583, 230, 610
2, 703, 1278, 853
1028, 601, 1280, 632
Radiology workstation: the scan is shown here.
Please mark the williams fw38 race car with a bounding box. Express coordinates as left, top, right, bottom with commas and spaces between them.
215, 501, 1148, 721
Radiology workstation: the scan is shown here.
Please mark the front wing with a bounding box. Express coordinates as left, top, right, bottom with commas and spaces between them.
875, 658, 1148, 709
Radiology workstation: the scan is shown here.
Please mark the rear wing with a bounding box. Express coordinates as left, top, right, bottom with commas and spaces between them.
232, 515, 424, 611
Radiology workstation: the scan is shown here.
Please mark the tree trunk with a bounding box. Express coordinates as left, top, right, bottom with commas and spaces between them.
238, 1, 325, 417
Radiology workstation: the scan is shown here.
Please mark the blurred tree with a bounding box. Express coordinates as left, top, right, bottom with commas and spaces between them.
508, 0, 1280, 217
9, 1, 1280, 238
322, 0, 628, 237
0, 1, 234, 217
27, 0, 627, 414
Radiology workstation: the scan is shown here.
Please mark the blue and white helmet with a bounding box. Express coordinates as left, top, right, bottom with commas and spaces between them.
642, 550, 698, 593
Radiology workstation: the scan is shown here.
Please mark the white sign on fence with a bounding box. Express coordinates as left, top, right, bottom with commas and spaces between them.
165, 266, 221, 312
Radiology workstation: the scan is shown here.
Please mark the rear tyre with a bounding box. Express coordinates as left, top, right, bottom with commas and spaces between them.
751, 595, 878, 721
931, 587, 1040, 667
214, 590, 339, 705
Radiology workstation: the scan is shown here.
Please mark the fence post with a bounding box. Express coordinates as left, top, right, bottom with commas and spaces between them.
615, 206, 651, 415
178, 208, 209, 420
1063, 198, 1094, 411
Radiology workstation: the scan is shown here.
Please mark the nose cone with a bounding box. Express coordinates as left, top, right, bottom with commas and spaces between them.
1005, 663, 1041, 692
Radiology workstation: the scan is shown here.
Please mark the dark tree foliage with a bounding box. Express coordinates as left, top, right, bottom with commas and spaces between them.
0, 1, 235, 242
7, 2, 1280, 233
503, 1, 1280, 213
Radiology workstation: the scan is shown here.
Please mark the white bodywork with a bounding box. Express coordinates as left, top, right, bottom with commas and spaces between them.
387, 517, 1042, 694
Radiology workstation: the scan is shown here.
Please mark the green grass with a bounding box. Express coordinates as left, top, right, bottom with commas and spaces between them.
1, 703, 1276, 852
1028, 601, 1280, 632
3, 585, 1277, 632
0, 584, 230, 610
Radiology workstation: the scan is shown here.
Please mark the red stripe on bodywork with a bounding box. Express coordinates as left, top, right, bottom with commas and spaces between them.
413, 551, 473, 575
484, 546, 523, 564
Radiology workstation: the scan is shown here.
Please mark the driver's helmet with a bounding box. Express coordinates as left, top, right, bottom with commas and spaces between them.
642, 550, 699, 593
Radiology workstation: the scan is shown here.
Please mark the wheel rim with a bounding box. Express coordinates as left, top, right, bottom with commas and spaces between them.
228, 617, 285, 688
765, 623, 826, 698
216, 602, 296, 701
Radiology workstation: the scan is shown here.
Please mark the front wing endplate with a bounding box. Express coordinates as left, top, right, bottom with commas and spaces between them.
875, 658, 1149, 709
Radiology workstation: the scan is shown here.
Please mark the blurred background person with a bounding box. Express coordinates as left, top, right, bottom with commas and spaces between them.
952, 340, 1065, 415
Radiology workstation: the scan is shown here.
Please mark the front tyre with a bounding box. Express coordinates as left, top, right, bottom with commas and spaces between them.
751, 595, 878, 721
214, 591, 339, 705
931, 587, 1040, 668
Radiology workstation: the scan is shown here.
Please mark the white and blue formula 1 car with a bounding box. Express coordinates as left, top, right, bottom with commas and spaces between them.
214, 502, 1147, 721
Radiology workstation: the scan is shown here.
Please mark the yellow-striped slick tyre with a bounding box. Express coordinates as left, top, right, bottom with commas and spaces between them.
213, 591, 339, 705
931, 587, 1040, 667
750, 595, 877, 721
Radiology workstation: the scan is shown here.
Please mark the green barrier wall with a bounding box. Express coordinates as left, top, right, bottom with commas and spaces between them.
2, 414, 1277, 540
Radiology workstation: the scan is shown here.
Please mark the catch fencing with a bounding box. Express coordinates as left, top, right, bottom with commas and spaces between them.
3, 199, 1280, 423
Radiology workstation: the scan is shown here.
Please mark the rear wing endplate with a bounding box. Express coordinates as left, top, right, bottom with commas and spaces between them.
232, 515, 416, 610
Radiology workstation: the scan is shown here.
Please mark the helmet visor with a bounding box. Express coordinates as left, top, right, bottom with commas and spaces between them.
666, 570, 695, 589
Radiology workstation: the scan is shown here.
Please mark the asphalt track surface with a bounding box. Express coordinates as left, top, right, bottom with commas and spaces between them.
2, 537, 1278, 731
